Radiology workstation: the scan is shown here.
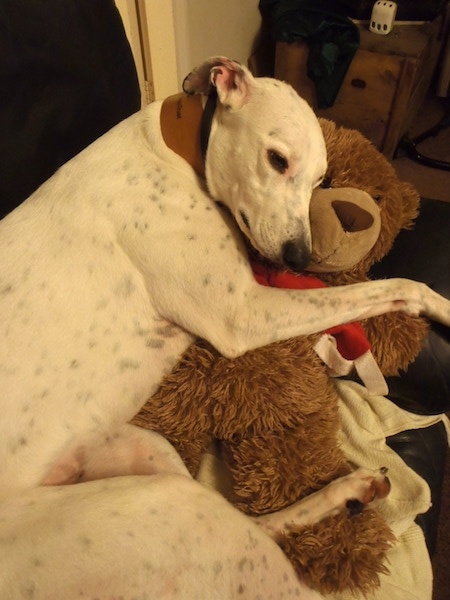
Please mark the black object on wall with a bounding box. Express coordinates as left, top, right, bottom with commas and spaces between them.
0, 0, 141, 219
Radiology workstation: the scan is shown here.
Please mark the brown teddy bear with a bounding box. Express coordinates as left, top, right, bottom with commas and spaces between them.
132, 118, 428, 596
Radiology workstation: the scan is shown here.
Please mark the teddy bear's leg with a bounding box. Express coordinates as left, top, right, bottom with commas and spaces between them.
42, 423, 191, 485
254, 467, 390, 542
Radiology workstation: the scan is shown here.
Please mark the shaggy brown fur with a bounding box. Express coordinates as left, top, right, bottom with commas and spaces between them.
317, 119, 428, 373
132, 119, 429, 595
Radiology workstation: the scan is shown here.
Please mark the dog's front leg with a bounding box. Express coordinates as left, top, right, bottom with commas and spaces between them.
223, 278, 450, 357
152, 230, 450, 358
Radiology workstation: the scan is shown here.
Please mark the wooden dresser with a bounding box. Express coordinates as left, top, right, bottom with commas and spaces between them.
274, 18, 444, 158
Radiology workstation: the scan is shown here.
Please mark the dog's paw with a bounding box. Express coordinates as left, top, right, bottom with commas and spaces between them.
343, 467, 391, 516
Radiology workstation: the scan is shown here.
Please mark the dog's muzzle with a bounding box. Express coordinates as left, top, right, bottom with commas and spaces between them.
282, 240, 311, 272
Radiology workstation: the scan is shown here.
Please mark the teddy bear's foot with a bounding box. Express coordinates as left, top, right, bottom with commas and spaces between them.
253, 467, 390, 541
280, 506, 395, 595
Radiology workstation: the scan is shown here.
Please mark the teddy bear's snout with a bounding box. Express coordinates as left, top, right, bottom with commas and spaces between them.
332, 199, 375, 232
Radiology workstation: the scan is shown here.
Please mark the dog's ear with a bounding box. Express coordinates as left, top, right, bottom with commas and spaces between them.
183, 56, 251, 110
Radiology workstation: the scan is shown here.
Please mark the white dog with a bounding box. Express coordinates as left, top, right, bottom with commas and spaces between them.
1, 57, 449, 599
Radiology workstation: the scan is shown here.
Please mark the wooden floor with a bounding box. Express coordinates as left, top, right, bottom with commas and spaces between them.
392, 93, 450, 202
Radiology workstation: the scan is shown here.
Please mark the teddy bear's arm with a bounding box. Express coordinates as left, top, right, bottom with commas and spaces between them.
132, 338, 217, 476
362, 311, 429, 376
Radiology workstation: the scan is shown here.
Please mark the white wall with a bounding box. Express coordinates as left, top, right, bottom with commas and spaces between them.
116, 0, 262, 101
172, 0, 262, 85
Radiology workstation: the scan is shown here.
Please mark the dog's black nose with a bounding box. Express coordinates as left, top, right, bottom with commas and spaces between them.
282, 240, 311, 272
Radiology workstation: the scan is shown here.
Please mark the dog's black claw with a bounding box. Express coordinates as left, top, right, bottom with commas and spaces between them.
346, 499, 364, 516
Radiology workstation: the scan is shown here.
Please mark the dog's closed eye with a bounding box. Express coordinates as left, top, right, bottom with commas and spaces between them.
239, 210, 251, 231
268, 150, 288, 174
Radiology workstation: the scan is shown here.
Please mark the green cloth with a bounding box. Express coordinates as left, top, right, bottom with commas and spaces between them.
260, 0, 359, 108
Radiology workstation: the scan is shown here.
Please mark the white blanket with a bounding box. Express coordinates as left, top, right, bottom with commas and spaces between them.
197, 379, 450, 600
330, 379, 450, 600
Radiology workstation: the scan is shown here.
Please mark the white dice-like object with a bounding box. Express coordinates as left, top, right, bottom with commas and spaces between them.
370, 1, 397, 35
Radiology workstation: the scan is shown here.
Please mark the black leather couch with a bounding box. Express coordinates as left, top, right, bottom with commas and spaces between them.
2, 0, 449, 560
372, 198, 450, 555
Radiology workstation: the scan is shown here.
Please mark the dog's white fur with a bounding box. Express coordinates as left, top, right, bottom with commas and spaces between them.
1, 57, 450, 598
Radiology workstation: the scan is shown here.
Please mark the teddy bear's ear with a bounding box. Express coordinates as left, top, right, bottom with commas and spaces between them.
397, 181, 420, 230
368, 174, 420, 266
318, 118, 337, 140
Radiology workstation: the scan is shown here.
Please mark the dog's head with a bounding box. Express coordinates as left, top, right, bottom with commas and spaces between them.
183, 57, 327, 272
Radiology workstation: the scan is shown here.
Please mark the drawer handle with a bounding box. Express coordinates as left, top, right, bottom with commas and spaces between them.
351, 78, 367, 89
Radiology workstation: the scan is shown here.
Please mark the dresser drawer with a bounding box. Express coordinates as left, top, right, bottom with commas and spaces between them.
274, 18, 442, 158
275, 40, 415, 156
